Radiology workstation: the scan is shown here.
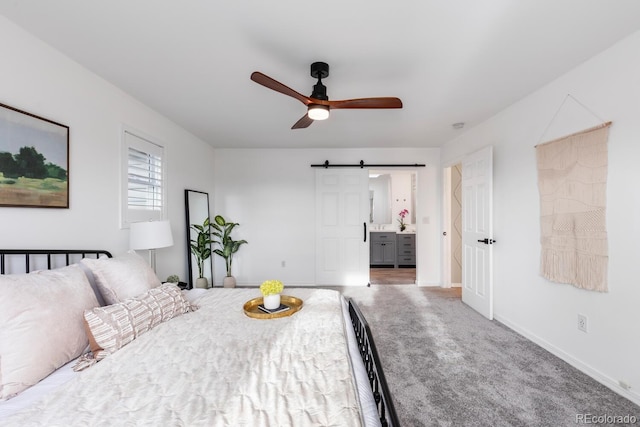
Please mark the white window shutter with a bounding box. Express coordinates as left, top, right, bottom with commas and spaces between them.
121, 128, 166, 227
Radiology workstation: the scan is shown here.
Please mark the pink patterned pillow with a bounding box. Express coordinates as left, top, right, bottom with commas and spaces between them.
83, 283, 195, 362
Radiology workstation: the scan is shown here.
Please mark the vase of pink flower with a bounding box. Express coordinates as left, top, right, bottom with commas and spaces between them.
397, 209, 409, 231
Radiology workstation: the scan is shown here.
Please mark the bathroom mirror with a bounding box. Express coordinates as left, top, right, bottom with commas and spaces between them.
184, 189, 213, 289
369, 173, 392, 224
369, 170, 416, 226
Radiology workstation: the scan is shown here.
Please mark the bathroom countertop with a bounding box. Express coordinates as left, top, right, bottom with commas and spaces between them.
369, 230, 415, 234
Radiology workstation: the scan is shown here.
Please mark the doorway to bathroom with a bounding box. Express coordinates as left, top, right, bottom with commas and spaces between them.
369, 169, 417, 285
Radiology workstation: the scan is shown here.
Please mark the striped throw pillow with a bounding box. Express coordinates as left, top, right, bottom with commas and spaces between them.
83, 283, 195, 361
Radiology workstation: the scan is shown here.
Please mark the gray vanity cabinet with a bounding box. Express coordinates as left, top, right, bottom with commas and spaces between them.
370, 232, 396, 267
396, 233, 416, 267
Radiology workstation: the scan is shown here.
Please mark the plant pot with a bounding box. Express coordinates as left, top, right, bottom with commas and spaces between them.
195, 277, 208, 289
223, 276, 236, 288
263, 293, 281, 310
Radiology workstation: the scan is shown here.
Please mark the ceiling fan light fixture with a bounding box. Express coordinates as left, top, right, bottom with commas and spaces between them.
308, 104, 330, 121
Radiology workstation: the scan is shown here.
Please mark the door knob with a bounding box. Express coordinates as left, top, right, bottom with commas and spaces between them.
477, 238, 496, 245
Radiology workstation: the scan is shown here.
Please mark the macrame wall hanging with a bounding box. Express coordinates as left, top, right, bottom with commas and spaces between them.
535, 94, 611, 292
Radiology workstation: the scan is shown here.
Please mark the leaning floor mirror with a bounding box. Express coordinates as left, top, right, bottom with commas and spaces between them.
184, 189, 213, 289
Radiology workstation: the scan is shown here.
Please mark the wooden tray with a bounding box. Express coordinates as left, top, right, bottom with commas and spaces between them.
243, 295, 303, 319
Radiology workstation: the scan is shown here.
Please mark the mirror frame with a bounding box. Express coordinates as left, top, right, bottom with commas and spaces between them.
184, 189, 213, 289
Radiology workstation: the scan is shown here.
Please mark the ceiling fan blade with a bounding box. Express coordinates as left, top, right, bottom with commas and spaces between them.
251, 72, 311, 106
326, 97, 403, 109
291, 114, 314, 129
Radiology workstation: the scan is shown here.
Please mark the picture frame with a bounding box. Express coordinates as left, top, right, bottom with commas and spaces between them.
0, 102, 69, 208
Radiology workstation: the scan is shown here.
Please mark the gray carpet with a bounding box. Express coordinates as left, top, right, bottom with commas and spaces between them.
336, 285, 639, 427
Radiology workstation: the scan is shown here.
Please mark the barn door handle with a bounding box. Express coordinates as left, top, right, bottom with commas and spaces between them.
477, 238, 496, 244
364, 222, 367, 242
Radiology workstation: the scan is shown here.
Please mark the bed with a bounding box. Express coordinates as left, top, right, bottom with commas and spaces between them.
0, 249, 398, 426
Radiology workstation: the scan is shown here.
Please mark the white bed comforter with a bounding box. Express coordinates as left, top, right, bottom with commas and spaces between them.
4, 288, 364, 427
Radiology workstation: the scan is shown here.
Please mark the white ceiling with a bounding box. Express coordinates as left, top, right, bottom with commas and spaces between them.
1, 1, 640, 149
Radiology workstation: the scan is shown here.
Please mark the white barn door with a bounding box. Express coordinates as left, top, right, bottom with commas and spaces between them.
461, 146, 495, 319
315, 169, 370, 286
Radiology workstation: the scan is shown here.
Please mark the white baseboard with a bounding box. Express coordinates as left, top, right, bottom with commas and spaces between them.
494, 314, 640, 407
415, 281, 461, 288
416, 281, 441, 287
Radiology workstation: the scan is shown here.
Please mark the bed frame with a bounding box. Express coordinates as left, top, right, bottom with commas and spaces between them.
0, 249, 399, 427
348, 298, 400, 427
0, 249, 112, 274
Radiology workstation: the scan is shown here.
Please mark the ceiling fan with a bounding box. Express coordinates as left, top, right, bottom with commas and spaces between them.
250, 62, 403, 129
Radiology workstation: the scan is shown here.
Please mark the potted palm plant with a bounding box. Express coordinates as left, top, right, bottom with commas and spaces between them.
211, 214, 248, 288
190, 217, 212, 288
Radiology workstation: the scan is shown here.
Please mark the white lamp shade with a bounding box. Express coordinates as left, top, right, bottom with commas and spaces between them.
130, 220, 174, 250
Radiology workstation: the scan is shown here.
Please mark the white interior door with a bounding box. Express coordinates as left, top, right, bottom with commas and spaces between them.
461, 146, 494, 319
315, 169, 370, 286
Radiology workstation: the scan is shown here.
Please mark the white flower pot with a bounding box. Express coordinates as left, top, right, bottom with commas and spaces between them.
263, 293, 281, 310
195, 277, 208, 289
223, 276, 236, 288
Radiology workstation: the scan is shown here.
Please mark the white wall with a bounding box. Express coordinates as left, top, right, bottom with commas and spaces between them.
441, 30, 640, 404
390, 172, 413, 226
213, 148, 441, 286
0, 17, 216, 282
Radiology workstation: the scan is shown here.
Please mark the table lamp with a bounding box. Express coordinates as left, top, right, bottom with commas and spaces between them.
129, 220, 174, 272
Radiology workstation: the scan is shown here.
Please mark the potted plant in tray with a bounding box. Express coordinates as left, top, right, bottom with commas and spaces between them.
260, 279, 284, 310
190, 217, 213, 288
211, 214, 248, 288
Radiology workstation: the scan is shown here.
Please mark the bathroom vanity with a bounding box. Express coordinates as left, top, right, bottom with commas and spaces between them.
370, 231, 416, 268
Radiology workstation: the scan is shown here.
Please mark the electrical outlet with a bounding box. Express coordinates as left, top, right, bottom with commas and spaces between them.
577, 314, 588, 333
281, 260, 286, 268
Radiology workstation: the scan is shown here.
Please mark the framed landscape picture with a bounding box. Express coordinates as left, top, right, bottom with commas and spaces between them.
0, 102, 69, 208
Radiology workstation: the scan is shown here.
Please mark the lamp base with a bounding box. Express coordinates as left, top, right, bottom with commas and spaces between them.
149, 249, 157, 273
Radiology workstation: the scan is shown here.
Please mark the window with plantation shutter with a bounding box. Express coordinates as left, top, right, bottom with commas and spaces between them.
121, 128, 166, 227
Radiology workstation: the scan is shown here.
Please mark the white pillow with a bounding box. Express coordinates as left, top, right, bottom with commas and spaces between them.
78, 255, 109, 306
81, 251, 161, 305
0, 265, 99, 400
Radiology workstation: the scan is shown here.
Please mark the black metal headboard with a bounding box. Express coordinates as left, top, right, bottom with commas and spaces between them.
0, 249, 113, 274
